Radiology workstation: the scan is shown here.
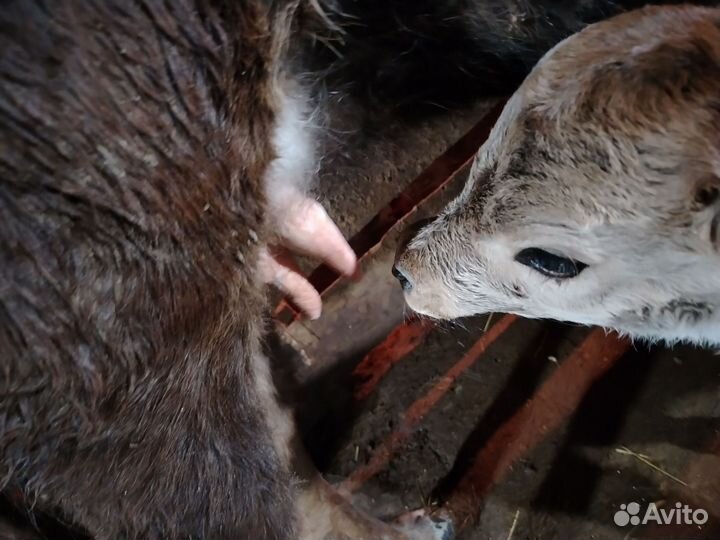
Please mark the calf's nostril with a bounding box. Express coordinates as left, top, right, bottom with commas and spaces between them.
392, 264, 413, 291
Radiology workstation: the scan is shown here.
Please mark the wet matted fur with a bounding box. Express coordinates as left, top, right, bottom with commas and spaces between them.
0, 1, 301, 538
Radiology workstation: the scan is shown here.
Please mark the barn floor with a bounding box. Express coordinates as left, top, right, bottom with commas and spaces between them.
274, 97, 720, 540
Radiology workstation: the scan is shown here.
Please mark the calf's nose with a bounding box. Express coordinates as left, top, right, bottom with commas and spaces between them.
392, 217, 435, 292
392, 264, 413, 291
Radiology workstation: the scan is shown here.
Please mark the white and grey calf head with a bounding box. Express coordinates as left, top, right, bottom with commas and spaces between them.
394, 6, 720, 345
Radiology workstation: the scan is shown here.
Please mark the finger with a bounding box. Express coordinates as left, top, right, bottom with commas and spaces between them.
259, 249, 322, 320
274, 267, 323, 321
278, 197, 357, 277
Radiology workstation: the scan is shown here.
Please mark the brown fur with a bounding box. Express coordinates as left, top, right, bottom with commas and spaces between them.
0, 2, 455, 539
0, 1, 297, 538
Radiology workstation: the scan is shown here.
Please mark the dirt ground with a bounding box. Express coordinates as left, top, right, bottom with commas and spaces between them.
278, 97, 720, 540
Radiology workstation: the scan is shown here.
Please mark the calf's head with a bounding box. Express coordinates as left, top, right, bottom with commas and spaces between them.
394, 6, 720, 345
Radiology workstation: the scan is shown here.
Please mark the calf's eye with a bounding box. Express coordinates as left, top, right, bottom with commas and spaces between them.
515, 248, 587, 279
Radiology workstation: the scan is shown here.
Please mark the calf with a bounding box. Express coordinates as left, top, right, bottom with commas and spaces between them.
395, 5, 720, 346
